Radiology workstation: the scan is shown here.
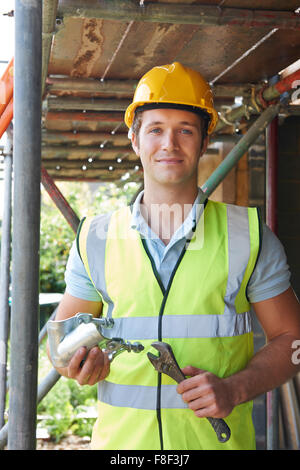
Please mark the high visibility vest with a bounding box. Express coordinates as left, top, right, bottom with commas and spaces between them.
77, 199, 261, 450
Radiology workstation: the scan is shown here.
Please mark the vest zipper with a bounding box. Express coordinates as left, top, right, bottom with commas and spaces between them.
141, 237, 188, 451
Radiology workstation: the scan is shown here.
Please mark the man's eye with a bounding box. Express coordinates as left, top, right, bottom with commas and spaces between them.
181, 129, 192, 135
149, 128, 161, 134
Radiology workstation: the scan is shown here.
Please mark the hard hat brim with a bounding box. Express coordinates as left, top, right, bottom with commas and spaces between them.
125, 100, 218, 134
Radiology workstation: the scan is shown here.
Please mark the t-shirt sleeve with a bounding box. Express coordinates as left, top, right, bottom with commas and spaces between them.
64, 240, 102, 302
247, 223, 291, 304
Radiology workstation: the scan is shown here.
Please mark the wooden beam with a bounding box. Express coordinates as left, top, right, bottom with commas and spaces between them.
44, 111, 124, 122
41, 145, 218, 160
42, 130, 130, 146
41, 130, 240, 146
46, 96, 131, 112
46, 77, 137, 97
46, 76, 253, 100
58, 1, 300, 30
46, 174, 122, 181
46, 168, 142, 180
45, 96, 233, 114
42, 145, 135, 160
42, 158, 141, 169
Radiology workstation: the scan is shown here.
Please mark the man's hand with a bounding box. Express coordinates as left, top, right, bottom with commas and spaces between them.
67, 346, 110, 386
47, 293, 110, 385
176, 366, 234, 419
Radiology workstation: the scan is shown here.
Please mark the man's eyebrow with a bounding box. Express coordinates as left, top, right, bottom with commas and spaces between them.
178, 121, 199, 127
144, 120, 199, 128
144, 121, 163, 128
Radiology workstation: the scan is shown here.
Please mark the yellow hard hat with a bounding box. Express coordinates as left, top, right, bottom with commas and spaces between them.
124, 62, 218, 134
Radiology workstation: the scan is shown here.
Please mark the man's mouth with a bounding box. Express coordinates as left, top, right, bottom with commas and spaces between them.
156, 157, 184, 164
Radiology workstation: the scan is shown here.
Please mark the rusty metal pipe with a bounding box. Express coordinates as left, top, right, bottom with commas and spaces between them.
265, 116, 280, 449
41, 167, 80, 234
263, 68, 300, 102
0, 58, 14, 118
266, 116, 278, 234
215, 67, 300, 134
0, 98, 13, 140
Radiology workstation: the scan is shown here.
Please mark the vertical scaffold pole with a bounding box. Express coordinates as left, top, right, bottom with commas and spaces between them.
265, 116, 280, 450
0, 128, 13, 429
8, 0, 42, 449
266, 116, 278, 234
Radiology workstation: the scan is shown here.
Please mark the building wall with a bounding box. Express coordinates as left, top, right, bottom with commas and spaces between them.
278, 115, 300, 300
198, 141, 238, 204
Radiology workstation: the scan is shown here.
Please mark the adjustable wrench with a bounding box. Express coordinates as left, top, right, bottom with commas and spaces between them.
147, 341, 231, 443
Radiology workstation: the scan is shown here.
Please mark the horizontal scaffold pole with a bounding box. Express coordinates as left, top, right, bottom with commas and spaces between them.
57, 1, 300, 30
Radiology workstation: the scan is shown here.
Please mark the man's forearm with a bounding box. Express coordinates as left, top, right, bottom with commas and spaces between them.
225, 334, 300, 407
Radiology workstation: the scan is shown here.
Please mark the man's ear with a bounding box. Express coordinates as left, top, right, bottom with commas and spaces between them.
200, 135, 209, 157
131, 132, 140, 156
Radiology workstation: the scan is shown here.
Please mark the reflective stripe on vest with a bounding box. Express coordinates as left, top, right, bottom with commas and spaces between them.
92, 311, 252, 340
99, 382, 186, 410
77, 199, 261, 450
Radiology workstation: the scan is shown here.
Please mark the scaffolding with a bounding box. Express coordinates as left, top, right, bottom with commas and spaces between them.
0, 0, 300, 450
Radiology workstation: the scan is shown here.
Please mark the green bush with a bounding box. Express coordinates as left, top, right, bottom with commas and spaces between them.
37, 377, 97, 442
40, 181, 140, 293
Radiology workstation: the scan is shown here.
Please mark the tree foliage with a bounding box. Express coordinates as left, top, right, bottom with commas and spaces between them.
40, 181, 140, 293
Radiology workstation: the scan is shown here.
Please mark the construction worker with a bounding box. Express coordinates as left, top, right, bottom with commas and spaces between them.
48, 62, 300, 450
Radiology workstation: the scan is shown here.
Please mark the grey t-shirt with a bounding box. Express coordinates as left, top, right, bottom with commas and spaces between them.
65, 192, 291, 304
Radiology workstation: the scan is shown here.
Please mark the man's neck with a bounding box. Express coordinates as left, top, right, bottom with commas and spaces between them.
142, 180, 199, 207
140, 182, 199, 245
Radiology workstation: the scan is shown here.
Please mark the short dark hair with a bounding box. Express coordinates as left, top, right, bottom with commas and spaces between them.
131, 103, 210, 144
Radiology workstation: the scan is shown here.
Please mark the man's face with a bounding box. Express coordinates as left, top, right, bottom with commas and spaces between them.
131, 108, 208, 188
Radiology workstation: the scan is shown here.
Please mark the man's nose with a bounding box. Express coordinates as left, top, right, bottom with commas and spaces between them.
162, 130, 179, 151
